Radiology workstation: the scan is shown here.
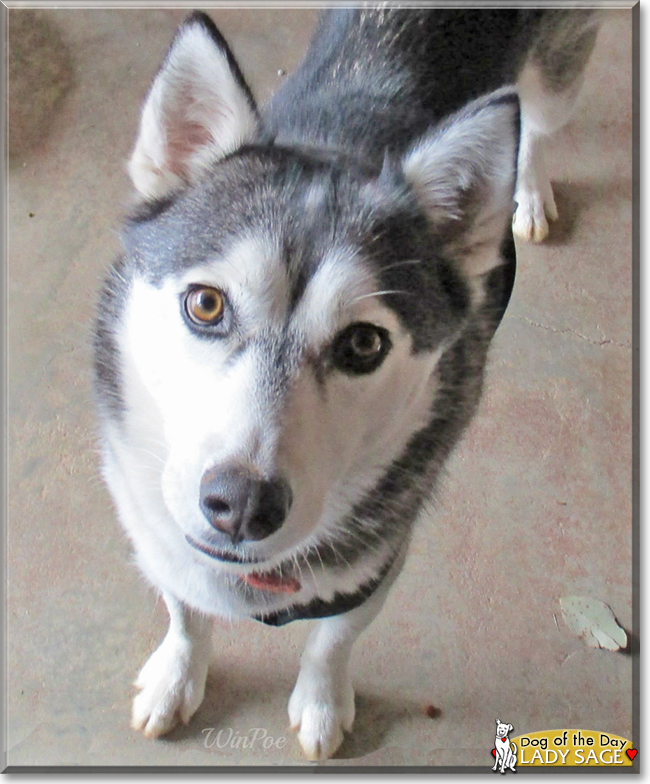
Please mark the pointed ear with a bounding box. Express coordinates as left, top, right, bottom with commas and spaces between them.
402, 89, 519, 278
128, 12, 259, 200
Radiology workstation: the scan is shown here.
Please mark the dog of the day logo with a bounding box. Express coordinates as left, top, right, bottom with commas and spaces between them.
492, 727, 636, 769
492, 720, 517, 773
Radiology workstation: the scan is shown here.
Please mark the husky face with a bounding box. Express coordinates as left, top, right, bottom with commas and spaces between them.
95, 11, 519, 605
114, 146, 466, 573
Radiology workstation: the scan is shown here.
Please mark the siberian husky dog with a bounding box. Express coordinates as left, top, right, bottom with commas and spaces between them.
94, 8, 601, 760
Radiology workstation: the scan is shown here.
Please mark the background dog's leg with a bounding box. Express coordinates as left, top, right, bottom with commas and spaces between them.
131, 592, 213, 738
513, 113, 559, 244
288, 578, 392, 760
513, 11, 601, 243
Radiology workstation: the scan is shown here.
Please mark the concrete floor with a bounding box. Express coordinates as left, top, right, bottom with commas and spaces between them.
6, 7, 635, 770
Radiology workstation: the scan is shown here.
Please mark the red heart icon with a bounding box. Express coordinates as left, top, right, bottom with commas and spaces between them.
626, 749, 637, 760
492, 749, 496, 757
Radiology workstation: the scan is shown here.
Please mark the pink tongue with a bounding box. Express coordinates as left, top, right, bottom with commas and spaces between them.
241, 571, 301, 594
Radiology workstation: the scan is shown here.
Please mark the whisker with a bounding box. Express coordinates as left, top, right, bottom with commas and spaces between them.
131, 448, 167, 465
332, 525, 385, 556
310, 542, 326, 573
292, 553, 305, 587
378, 258, 422, 273
300, 549, 320, 592
350, 289, 412, 304
320, 533, 353, 570
132, 436, 170, 450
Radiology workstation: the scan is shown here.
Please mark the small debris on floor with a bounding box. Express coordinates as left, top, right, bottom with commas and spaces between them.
425, 704, 439, 719
559, 596, 627, 651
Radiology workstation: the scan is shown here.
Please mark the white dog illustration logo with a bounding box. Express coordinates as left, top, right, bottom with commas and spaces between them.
493, 719, 517, 773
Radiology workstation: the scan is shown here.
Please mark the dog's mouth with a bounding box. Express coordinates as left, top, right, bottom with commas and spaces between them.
185, 535, 302, 593
185, 535, 258, 564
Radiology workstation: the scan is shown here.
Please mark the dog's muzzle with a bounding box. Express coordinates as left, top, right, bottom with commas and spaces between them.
199, 467, 292, 545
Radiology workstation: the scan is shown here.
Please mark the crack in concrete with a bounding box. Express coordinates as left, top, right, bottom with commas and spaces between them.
508, 315, 631, 349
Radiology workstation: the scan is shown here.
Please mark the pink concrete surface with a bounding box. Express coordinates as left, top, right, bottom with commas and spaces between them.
6, 7, 635, 769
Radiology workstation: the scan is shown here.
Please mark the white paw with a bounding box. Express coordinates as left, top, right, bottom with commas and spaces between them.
512, 182, 558, 243
288, 665, 355, 760
131, 637, 209, 738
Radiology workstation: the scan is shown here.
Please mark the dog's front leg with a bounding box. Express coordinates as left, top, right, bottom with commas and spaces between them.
288, 580, 390, 761
131, 592, 213, 738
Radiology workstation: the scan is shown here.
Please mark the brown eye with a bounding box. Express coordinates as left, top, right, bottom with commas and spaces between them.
185, 286, 224, 325
331, 323, 391, 375
350, 326, 383, 358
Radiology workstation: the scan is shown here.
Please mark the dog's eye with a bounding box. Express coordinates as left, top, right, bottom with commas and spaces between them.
331, 323, 391, 375
184, 286, 225, 326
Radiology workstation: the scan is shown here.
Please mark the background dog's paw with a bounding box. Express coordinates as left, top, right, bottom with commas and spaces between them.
131, 639, 209, 738
512, 185, 558, 243
288, 667, 355, 760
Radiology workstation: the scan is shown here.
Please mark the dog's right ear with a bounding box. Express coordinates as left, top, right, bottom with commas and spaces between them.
128, 12, 259, 200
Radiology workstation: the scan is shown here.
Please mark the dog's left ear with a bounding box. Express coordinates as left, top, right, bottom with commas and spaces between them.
129, 12, 259, 200
402, 88, 519, 280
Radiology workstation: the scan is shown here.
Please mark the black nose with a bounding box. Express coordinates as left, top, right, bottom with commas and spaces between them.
199, 468, 292, 544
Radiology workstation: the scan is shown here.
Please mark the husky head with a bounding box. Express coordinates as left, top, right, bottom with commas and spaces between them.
95, 13, 518, 584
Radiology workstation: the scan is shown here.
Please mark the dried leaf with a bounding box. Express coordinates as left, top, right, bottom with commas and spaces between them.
559, 596, 627, 651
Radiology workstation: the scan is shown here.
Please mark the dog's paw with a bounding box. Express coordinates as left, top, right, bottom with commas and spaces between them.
288, 665, 355, 760
512, 182, 558, 243
131, 638, 209, 738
